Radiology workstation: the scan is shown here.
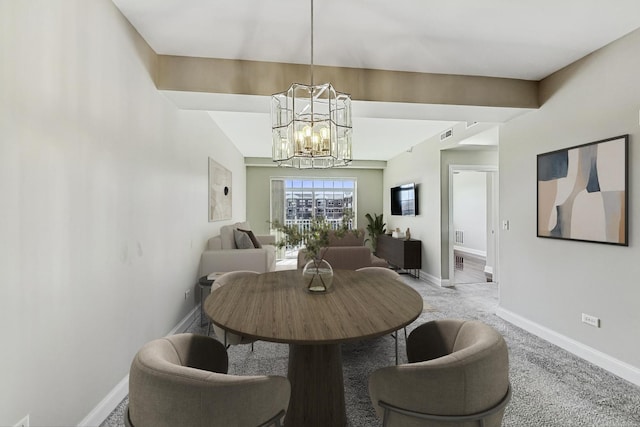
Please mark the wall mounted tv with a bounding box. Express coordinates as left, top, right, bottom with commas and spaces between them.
390, 183, 419, 216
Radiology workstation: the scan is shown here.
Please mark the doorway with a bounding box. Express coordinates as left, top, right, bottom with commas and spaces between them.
448, 166, 498, 285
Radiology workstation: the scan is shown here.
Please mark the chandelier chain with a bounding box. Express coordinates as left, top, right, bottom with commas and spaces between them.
310, 0, 314, 87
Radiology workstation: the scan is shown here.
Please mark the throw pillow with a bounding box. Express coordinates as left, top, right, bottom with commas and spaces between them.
238, 228, 262, 249
234, 229, 254, 249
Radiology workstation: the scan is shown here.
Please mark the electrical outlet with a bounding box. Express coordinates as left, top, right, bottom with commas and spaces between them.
581, 313, 600, 328
184, 289, 191, 300
13, 415, 29, 427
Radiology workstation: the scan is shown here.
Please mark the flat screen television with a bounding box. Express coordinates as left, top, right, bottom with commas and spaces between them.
390, 183, 418, 216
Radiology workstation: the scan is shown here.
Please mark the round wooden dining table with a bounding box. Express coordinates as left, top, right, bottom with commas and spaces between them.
204, 268, 423, 427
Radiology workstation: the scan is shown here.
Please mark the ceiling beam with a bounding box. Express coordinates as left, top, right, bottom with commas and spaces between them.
156, 55, 539, 109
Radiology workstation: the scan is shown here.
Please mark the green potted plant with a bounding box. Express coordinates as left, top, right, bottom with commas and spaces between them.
271, 211, 358, 292
364, 213, 386, 254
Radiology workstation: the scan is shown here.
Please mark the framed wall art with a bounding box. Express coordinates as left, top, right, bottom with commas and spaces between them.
537, 134, 628, 246
208, 158, 232, 222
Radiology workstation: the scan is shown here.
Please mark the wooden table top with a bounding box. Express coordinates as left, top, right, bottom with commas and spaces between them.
204, 269, 424, 345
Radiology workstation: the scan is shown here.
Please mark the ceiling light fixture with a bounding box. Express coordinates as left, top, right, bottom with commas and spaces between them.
270, 0, 352, 168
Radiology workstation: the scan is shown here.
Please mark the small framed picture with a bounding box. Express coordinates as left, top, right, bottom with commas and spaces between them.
208, 158, 232, 222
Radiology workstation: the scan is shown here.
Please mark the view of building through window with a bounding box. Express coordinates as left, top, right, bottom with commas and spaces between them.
271, 178, 357, 257
284, 179, 355, 225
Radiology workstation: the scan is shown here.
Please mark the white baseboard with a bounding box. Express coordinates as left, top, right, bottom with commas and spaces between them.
453, 246, 487, 258
418, 270, 437, 285
167, 306, 197, 336
418, 271, 453, 287
78, 306, 198, 426
496, 307, 640, 387
77, 375, 129, 427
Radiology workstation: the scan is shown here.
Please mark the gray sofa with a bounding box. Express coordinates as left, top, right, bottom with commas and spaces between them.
200, 222, 277, 276
297, 228, 388, 270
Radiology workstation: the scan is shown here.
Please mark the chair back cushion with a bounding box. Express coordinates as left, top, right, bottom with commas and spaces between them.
406, 319, 465, 362
356, 267, 401, 281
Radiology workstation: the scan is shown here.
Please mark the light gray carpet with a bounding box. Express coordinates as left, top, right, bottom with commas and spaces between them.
102, 277, 640, 427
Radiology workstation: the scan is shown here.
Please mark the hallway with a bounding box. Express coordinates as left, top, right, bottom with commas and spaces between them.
454, 250, 490, 284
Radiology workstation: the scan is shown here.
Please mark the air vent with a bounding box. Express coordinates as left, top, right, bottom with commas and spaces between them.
440, 128, 453, 141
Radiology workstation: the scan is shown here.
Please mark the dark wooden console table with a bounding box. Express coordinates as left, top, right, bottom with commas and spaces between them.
376, 234, 422, 277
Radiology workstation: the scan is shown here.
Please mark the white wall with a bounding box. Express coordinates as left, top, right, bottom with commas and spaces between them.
499, 28, 640, 383
384, 123, 497, 283
384, 140, 442, 280
453, 171, 487, 255
0, 1, 246, 425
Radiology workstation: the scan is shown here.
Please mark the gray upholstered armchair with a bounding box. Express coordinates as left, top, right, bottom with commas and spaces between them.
368, 319, 511, 427
126, 333, 290, 427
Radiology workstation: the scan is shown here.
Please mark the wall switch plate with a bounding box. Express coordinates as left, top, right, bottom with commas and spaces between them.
184, 289, 191, 300
502, 220, 509, 230
582, 313, 600, 328
13, 415, 29, 427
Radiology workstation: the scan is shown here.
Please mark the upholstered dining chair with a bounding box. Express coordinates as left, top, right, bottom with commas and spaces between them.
125, 333, 290, 427
205, 270, 260, 349
356, 266, 403, 279
368, 319, 511, 427
356, 267, 407, 364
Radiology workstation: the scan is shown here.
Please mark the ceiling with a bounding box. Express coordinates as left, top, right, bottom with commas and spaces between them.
113, 0, 640, 161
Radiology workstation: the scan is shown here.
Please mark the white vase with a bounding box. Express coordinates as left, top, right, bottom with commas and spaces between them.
302, 259, 334, 292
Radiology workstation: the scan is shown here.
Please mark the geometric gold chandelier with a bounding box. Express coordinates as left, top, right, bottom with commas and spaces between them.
271, 0, 353, 168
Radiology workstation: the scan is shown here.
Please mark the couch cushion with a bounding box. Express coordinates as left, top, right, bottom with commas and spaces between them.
220, 225, 236, 249
265, 244, 277, 271
234, 229, 254, 249
297, 246, 374, 270
321, 246, 372, 269
220, 222, 251, 249
327, 229, 365, 246
238, 228, 262, 248
207, 236, 223, 251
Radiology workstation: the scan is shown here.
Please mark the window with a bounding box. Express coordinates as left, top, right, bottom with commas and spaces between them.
271, 178, 357, 257
280, 178, 355, 223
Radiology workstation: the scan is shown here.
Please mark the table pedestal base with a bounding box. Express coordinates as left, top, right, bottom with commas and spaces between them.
285, 344, 347, 427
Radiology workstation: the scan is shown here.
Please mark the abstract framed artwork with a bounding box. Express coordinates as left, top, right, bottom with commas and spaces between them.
537, 134, 628, 246
208, 158, 232, 222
